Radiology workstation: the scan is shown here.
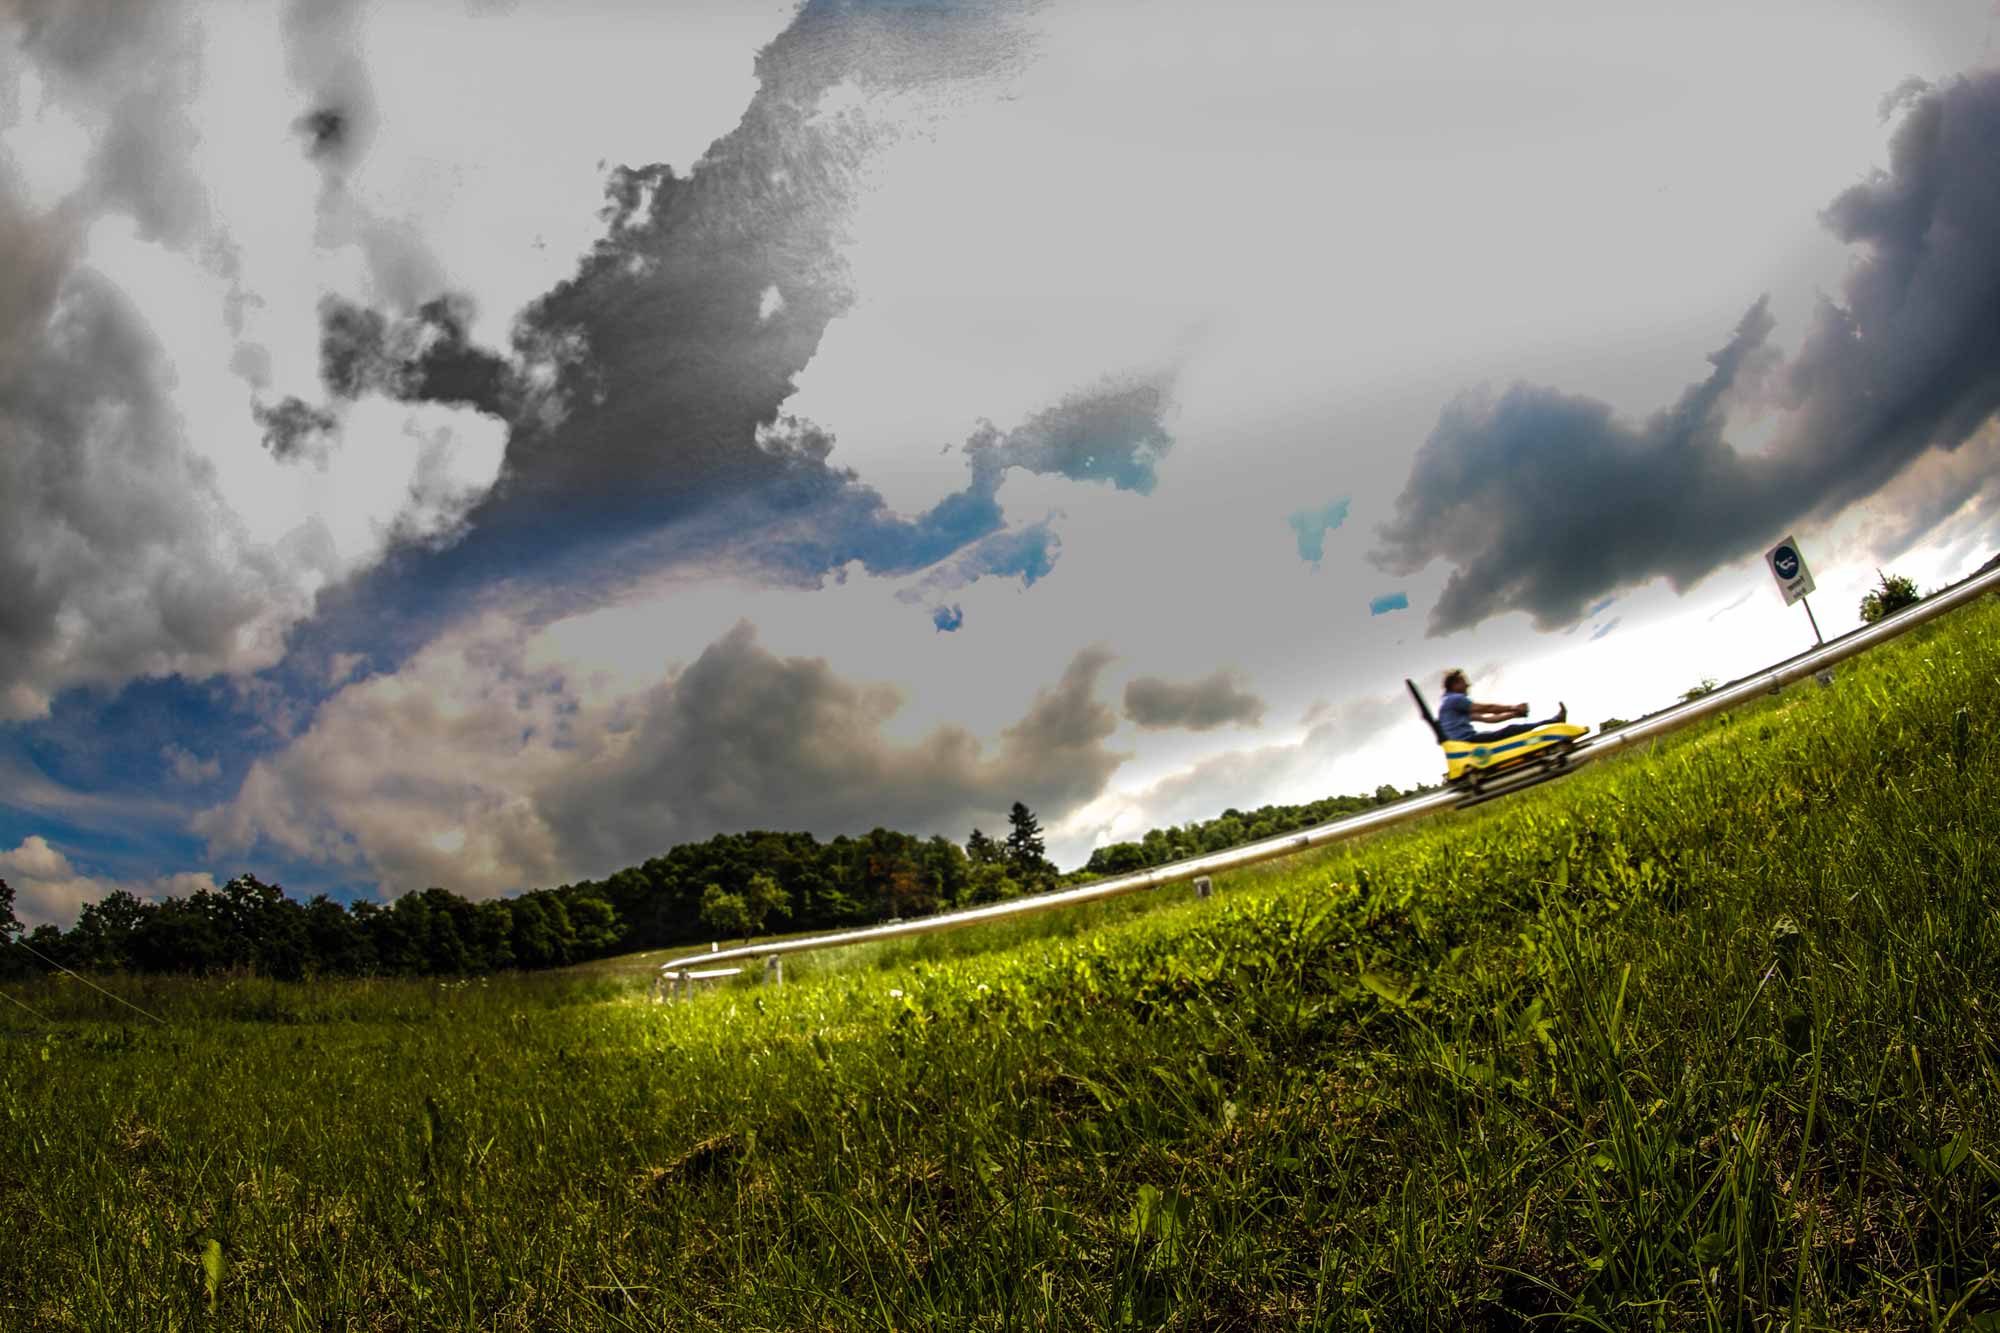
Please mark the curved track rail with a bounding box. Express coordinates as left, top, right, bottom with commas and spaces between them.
655, 564, 2000, 997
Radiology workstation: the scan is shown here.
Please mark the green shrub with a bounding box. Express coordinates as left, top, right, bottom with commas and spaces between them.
1858, 568, 1921, 622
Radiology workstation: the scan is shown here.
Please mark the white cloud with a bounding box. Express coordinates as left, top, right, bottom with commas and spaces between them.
163, 745, 222, 785
0, 836, 217, 930
0, 211, 509, 720
195, 612, 578, 899
0, 8, 515, 719
197, 605, 1131, 897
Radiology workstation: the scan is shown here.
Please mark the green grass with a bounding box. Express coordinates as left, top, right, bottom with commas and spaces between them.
3, 598, 1998, 1330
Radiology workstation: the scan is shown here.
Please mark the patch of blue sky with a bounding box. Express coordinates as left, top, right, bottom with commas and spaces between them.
1590, 617, 1622, 641
933, 604, 965, 632
7, 675, 247, 798
1369, 591, 1409, 616
977, 522, 1059, 586
0, 670, 357, 899
0, 746, 384, 908
1287, 498, 1350, 566
0, 746, 211, 896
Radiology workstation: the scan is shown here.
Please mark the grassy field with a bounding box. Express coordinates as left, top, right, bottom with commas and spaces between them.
3, 597, 1997, 1330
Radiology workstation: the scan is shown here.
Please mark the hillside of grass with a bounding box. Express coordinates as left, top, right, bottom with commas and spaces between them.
2, 595, 1996, 1330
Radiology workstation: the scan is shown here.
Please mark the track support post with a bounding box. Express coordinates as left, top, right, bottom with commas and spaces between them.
1193, 875, 1213, 900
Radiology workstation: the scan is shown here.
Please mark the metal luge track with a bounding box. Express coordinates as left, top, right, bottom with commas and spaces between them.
655, 563, 2000, 995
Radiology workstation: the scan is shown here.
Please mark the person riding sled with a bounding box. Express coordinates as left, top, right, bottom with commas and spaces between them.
1436, 669, 1566, 744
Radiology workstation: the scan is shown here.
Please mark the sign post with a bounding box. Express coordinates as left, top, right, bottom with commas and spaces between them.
1765, 535, 1823, 645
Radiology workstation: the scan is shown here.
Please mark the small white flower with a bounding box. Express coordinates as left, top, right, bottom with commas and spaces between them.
889, 988, 904, 998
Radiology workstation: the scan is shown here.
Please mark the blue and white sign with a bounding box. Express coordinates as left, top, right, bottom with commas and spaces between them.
1765, 535, 1815, 606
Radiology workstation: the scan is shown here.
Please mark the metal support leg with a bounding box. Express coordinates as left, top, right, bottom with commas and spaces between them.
764, 955, 783, 987
1193, 876, 1213, 900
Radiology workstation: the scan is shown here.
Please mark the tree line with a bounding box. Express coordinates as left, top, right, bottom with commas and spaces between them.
0, 787, 1424, 981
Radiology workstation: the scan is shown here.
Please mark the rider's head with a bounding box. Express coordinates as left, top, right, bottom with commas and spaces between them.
1442, 668, 1468, 694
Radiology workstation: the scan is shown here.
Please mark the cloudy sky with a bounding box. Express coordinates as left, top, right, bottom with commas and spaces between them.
4, 0, 1999, 927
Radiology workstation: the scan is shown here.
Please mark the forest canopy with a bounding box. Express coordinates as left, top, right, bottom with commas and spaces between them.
0, 783, 1421, 979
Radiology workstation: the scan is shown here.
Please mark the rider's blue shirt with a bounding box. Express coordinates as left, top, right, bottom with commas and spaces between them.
1438, 691, 1476, 741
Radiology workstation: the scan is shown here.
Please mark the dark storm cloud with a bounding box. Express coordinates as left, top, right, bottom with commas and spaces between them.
317, 299, 399, 399
291, 0, 1174, 660
0, 197, 291, 717
280, 0, 451, 309
201, 622, 1132, 893
294, 108, 351, 161
1782, 74, 2000, 507
281, 0, 375, 171
1, 0, 513, 720
464, 2, 1041, 529
316, 295, 514, 414
540, 627, 1124, 873
12, 0, 316, 425
10, 0, 213, 249
964, 378, 1175, 495
1000, 647, 1122, 788
108, 0, 1168, 730
1373, 72, 2000, 635
6, 10, 393, 719
253, 397, 337, 463
1373, 298, 1777, 633
1123, 670, 1265, 731
0, 1, 333, 717
237, 294, 515, 500
402, 297, 516, 413
0, 191, 91, 714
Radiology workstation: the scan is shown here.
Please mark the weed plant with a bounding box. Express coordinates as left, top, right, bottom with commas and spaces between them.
2, 601, 1996, 1329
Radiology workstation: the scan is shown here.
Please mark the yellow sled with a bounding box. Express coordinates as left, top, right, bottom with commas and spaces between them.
1405, 679, 1589, 797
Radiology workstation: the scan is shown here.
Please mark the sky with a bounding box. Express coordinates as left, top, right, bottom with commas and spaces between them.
3, 0, 1999, 928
